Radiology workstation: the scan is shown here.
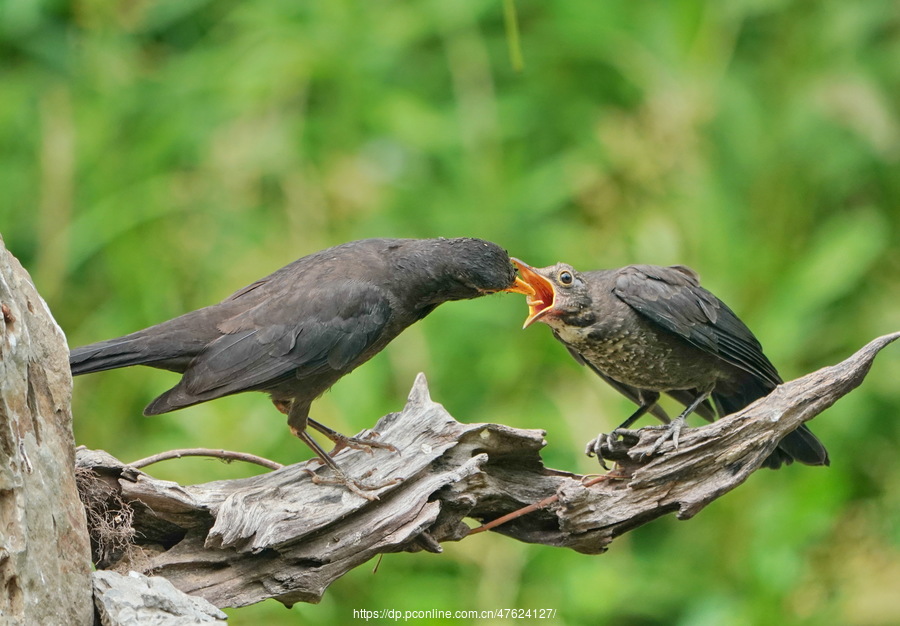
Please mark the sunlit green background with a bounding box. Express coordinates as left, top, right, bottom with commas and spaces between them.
3, 0, 900, 624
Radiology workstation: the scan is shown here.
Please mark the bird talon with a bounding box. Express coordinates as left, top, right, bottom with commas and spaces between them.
329, 433, 398, 457
584, 433, 613, 470
610, 427, 641, 442
644, 417, 686, 458
305, 419, 399, 458
301, 467, 402, 501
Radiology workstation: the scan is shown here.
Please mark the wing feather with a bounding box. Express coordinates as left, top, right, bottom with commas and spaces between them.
613, 265, 781, 387
176, 281, 392, 399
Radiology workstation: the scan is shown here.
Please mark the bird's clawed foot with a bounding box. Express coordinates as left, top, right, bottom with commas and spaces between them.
302, 467, 403, 501
640, 416, 687, 459
327, 431, 398, 457
585, 428, 641, 469
290, 421, 403, 500
306, 419, 399, 458
587, 420, 690, 465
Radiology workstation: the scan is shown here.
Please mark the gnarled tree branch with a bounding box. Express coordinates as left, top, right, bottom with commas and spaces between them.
77, 331, 899, 609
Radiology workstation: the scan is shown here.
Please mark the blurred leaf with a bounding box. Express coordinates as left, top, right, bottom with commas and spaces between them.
759, 208, 889, 362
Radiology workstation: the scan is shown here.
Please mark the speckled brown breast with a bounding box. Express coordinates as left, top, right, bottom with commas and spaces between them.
547, 307, 728, 392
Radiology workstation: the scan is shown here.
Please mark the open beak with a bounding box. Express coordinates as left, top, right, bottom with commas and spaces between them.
508, 258, 557, 329
504, 276, 535, 296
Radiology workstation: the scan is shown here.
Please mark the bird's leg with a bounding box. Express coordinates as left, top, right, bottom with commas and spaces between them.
642, 388, 713, 459
289, 427, 393, 501
288, 428, 380, 500
585, 392, 661, 469
275, 400, 402, 500
307, 418, 398, 457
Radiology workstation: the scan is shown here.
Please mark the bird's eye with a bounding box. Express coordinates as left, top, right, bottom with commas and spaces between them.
558, 270, 574, 285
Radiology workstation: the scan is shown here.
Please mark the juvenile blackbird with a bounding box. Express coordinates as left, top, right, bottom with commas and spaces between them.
70, 237, 531, 497
509, 259, 829, 470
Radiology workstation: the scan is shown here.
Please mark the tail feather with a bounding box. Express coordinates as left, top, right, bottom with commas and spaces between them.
775, 424, 830, 466
69, 331, 194, 375
70, 308, 240, 417
70, 336, 160, 375
71, 333, 213, 417
714, 378, 830, 469
69, 309, 219, 376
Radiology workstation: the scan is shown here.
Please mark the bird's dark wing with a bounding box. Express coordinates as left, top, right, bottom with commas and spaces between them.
552, 331, 672, 424
176, 281, 392, 400
612, 265, 781, 387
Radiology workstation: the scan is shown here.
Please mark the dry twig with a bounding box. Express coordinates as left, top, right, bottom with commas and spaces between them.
129, 448, 283, 471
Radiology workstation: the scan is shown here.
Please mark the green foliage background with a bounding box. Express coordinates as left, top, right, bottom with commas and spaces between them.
3, 1, 900, 624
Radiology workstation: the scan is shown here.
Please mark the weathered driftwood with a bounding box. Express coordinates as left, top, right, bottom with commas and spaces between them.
0, 235, 94, 625
76, 331, 898, 610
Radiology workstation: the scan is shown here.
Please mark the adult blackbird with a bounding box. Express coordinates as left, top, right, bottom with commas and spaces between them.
70, 237, 531, 497
509, 259, 829, 470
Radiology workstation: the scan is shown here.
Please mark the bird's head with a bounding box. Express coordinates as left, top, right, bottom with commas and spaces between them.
505, 258, 592, 328
419, 238, 532, 301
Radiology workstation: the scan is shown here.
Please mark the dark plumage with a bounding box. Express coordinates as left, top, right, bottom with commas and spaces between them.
71, 237, 525, 497
510, 259, 829, 470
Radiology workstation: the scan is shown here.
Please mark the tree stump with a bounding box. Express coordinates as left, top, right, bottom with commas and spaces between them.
0, 235, 94, 625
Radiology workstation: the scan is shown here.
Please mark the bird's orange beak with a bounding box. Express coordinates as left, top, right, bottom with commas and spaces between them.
504, 276, 536, 296
508, 258, 557, 328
